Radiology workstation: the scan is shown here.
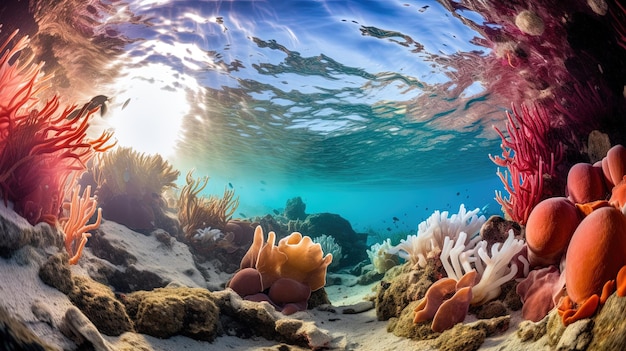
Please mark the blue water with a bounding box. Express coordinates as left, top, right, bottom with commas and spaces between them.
1, 0, 509, 232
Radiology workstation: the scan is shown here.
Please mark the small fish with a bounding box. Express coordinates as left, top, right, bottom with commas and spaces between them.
392, 216, 399, 222
272, 209, 280, 215
67, 95, 110, 119
260, 188, 265, 192
456, 192, 460, 196
122, 98, 131, 110
228, 182, 233, 189
239, 212, 247, 218
386, 227, 391, 232
260, 180, 267, 185
88, 95, 110, 116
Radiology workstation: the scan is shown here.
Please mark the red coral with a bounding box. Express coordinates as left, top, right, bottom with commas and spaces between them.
0, 30, 114, 225
490, 103, 563, 224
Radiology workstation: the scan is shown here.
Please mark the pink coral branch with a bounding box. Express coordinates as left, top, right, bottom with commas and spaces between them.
490, 102, 561, 224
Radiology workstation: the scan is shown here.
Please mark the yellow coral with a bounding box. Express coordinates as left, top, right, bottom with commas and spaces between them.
177, 170, 239, 239
92, 146, 179, 204
240, 226, 332, 291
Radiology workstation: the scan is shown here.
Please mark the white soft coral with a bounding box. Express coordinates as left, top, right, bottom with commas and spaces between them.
388, 204, 486, 267
440, 229, 526, 305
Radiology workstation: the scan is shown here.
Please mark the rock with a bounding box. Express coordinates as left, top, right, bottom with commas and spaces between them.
123, 287, 220, 341
465, 315, 511, 337
546, 309, 567, 347
297, 213, 368, 266
0, 203, 63, 258
387, 300, 438, 340
87, 220, 205, 292
215, 289, 280, 340
214, 289, 338, 349
588, 293, 626, 350
0, 304, 58, 351
275, 319, 334, 350
375, 263, 434, 321
474, 300, 509, 319
341, 301, 374, 314
67, 276, 133, 336
284, 196, 307, 220
436, 323, 486, 351
516, 316, 548, 342
60, 306, 114, 351
479, 216, 523, 248
586, 130, 611, 164
308, 288, 332, 309
38, 252, 73, 294
555, 318, 593, 351
31, 300, 55, 326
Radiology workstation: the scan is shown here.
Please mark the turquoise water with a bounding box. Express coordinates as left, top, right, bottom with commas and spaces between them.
2, 0, 513, 232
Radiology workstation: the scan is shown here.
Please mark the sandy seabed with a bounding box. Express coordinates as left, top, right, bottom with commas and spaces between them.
0, 203, 538, 351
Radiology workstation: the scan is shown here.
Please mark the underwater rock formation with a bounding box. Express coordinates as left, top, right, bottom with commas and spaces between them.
298, 212, 368, 267
284, 196, 307, 220
123, 287, 220, 341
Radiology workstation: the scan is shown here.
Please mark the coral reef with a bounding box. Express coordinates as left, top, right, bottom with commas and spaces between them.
92, 147, 179, 232
440, 230, 526, 306
414, 270, 477, 332
525, 197, 581, 267
0, 30, 114, 226
296, 212, 367, 267
177, 170, 239, 240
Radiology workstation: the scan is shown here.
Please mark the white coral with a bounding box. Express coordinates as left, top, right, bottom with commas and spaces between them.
313, 234, 343, 269
193, 227, 223, 242
440, 229, 526, 305
367, 239, 396, 273
388, 204, 486, 267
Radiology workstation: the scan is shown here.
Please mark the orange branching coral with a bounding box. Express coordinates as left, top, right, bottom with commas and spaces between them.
178, 170, 239, 239
0, 29, 114, 225
59, 184, 102, 265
